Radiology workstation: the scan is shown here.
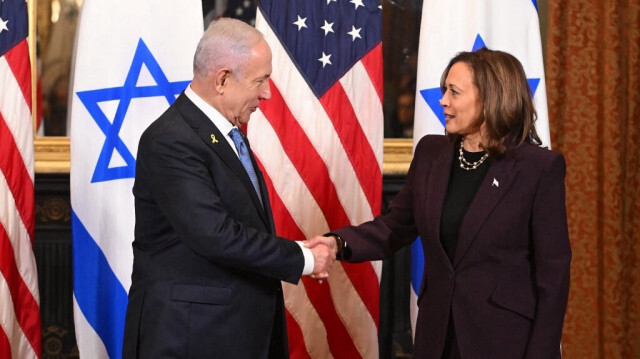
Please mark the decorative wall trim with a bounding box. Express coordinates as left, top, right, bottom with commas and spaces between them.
34, 137, 414, 175
35, 137, 71, 173
382, 138, 413, 175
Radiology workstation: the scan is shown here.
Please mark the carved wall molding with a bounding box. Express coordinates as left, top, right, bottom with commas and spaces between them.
35, 137, 71, 173
35, 137, 414, 175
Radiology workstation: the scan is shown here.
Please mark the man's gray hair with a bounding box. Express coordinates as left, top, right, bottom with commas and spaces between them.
193, 18, 264, 80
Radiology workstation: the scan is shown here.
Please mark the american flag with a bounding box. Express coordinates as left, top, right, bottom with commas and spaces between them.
0, 1, 42, 358
250, 0, 383, 358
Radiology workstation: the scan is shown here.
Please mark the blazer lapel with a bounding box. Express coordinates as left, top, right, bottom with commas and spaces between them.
453, 155, 519, 267
422, 140, 455, 270
174, 94, 270, 228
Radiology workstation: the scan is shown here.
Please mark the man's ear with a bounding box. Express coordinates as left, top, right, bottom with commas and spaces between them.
214, 68, 232, 94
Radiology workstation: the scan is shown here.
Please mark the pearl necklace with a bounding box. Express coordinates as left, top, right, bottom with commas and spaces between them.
458, 141, 489, 170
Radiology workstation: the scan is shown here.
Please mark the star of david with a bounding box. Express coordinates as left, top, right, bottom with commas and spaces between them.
76, 38, 190, 183
419, 34, 541, 127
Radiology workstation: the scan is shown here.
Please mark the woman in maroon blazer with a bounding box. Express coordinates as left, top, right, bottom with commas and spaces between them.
308, 48, 571, 358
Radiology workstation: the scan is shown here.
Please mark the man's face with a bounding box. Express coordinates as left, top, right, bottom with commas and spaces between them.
223, 39, 272, 127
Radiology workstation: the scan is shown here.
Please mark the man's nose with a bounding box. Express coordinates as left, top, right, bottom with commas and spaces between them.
261, 81, 272, 100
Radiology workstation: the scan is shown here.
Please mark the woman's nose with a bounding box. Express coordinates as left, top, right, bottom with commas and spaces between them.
439, 94, 448, 107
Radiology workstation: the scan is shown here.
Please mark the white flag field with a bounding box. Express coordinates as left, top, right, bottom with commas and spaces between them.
410, 0, 550, 335
69, 1, 202, 358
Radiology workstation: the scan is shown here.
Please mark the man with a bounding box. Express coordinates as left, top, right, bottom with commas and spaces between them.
122, 18, 335, 359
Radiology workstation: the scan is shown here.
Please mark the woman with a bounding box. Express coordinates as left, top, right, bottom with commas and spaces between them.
308, 48, 571, 359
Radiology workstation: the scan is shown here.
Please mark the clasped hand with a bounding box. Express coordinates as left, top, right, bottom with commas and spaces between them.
304, 235, 338, 283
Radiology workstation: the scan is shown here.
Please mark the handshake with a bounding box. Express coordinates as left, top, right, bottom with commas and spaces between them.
303, 235, 341, 283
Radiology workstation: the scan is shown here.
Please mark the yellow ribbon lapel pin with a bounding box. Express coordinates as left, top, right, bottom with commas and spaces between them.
211, 134, 219, 144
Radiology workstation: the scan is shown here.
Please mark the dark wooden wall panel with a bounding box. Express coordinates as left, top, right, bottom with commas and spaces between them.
34, 173, 78, 358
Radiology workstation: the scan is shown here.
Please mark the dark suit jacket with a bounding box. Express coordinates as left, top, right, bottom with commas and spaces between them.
122, 93, 304, 359
335, 135, 571, 359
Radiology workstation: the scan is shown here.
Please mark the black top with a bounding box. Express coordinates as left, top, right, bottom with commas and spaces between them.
440, 142, 490, 263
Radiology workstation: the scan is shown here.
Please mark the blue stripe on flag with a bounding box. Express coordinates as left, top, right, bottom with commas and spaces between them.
410, 237, 424, 295
72, 210, 128, 359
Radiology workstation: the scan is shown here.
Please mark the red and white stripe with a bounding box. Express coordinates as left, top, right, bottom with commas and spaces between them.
0, 39, 42, 359
250, 12, 383, 359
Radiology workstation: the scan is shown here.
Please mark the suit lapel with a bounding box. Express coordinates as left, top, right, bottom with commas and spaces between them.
174, 94, 270, 228
453, 155, 518, 267
244, 139, 274, 233
422, 140, 455, 270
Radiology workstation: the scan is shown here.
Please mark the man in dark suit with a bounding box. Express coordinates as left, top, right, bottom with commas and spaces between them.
122, 18, 335, 359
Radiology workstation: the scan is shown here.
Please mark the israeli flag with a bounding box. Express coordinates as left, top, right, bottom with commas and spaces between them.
410, 0, 549, 337
69, 1, 202, 357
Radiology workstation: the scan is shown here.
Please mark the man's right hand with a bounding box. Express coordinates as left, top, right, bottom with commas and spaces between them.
305, 236, 337, 283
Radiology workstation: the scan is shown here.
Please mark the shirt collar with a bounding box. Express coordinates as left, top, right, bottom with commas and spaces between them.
184, 85, 236, 136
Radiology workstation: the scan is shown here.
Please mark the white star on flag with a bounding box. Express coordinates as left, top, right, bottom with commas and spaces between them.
350, 0, 364, 10
318, 51, 332, 67
326, 0, 336, 4
321, 20, 334, 36
347, 25, 362, 41
0, 17, 8, 33
293, 15, 308, 31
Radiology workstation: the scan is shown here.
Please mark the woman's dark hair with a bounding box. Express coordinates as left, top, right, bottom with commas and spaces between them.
441, 48, 542, 158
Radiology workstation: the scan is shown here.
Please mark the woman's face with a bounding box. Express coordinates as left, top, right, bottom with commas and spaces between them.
440, 62, 484, 139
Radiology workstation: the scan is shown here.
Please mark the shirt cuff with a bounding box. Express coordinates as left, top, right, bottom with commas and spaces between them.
296, 241, 314, 276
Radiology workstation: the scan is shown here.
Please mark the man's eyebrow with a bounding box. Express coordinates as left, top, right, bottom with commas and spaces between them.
256, 74, 270, 81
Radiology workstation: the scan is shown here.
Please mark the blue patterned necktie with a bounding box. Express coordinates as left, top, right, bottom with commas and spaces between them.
229, 128, 263, 207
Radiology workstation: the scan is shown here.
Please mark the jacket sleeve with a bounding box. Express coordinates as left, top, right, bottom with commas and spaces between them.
524, 153, 572, 358
333, 137, 434, 262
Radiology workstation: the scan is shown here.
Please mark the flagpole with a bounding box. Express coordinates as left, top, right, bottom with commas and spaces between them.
28, 0, 37, 138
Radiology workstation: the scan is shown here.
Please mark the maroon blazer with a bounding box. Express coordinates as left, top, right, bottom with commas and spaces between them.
334, 135, 571, 359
